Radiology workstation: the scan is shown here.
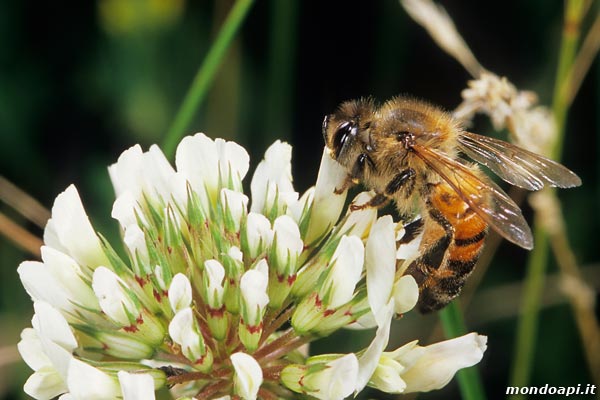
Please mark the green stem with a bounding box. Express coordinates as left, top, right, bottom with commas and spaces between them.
162, 0, 255, 157
440, 302, 486, 400
508, 1, 585, 397
551, 0, 587, 160
508, 221, 550, 394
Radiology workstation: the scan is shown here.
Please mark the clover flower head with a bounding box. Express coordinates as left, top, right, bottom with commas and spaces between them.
18, 133, 486, 399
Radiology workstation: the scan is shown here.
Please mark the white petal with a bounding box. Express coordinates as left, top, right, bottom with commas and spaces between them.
215, 137, 250, 187
272, 215, 303, 272
366, 216, 396, 325
344, 312, 378, 330
108, 144, 144, 198
18, 328, 51, 372
123, 224, 149, 262
338, 192, 378, 238
240, 262, 269, 323
168, 273, 193, 313
313, 354, 359, 400
220, 188, 249, 230
176, 134, 218, 206
176, 133, 249, 203
153, 265, 168, 293
228, 246, 243, 262
396, 222, 424, 264
244, 212, 273, 258
304, 148, 349, 245
356, 301, 394, 393
392, 275, 419, 314
370, 357, 407, 393
24, 368, 68, 400
168, 308, 204, 361
36, 338, 74, 381
43, 185, 108, 270
32, 302, 77, 352
18, 261, 71, 312
287, 186, 314, 224
250, 140, 297, 214
204, 259, 226, 298
118, 371, 156, 400
41, 247, 99, 310
67, 358, 121, 399
147, 144, 182, 201
231, 352, 263, 400
19, 247, 98, 314
324, 235, 364, 308
168, 308, 192, 345
92, 267, 138, 326
111, 191, 140, 228
108, 144, 178, 203
399, 333, 488, 393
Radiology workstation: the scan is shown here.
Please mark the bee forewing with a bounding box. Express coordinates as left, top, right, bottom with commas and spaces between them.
458, 131, 581, 190
412, 144, 534, 249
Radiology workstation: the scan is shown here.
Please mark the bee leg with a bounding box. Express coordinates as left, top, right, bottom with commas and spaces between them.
350, 168, 416, 211
350, 192, 389, 211
398, 218, 424, 245
385, 168, 416, 197
333, 175, 357, 195
405, 205, 455, 313
334, 153, 374, 194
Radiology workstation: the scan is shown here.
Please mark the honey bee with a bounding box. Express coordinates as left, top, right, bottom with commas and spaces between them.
323, 97, 581, 313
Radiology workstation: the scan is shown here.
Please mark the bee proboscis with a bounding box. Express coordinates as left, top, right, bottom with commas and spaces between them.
323, 97, 581, 313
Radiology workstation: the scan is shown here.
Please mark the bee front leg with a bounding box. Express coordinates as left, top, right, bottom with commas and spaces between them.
350, 168, 416, 211
334, 153, 374, 194
333, 175, 357, 195
350, 192, 389, 211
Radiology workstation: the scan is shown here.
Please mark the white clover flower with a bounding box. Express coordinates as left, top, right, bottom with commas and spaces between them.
231, 352, 263, 400
18, 133, 486, 399
370, 332, 488, 393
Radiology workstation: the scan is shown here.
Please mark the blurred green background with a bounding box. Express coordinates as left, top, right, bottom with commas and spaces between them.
0, 0, 598, 399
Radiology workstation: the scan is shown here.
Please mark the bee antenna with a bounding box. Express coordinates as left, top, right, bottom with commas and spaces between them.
322, 114, 330, 143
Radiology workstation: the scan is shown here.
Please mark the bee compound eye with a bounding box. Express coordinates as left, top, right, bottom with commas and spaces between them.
332, 122, 354, 158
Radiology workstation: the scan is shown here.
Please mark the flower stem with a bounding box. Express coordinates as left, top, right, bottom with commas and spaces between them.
439, 302, 486, 400
508, 0, 586, 396
162, 0, 255, 157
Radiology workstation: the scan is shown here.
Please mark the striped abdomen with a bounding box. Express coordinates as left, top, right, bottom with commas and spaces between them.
405, 181, 488, 313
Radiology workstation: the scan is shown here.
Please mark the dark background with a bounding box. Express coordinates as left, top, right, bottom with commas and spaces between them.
0, 1, 598, 399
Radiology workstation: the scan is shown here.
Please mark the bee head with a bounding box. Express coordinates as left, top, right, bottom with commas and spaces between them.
323, 98, 375, 165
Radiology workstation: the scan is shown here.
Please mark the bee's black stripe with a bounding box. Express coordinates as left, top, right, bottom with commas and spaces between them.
437, 276, 466, 297
385, 168, 416, 195
454, 230, 486, 247
447, 258, 478, 275
428, 206, 453, 232
421, 235, 452, 270
398, 218, 424, 244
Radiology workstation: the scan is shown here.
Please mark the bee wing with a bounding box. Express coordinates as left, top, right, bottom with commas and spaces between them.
412, 143, 533, 249
458, 131, 581, 190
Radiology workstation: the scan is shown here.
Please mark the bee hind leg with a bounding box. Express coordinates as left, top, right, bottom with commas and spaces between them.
404, 205, 456, 313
